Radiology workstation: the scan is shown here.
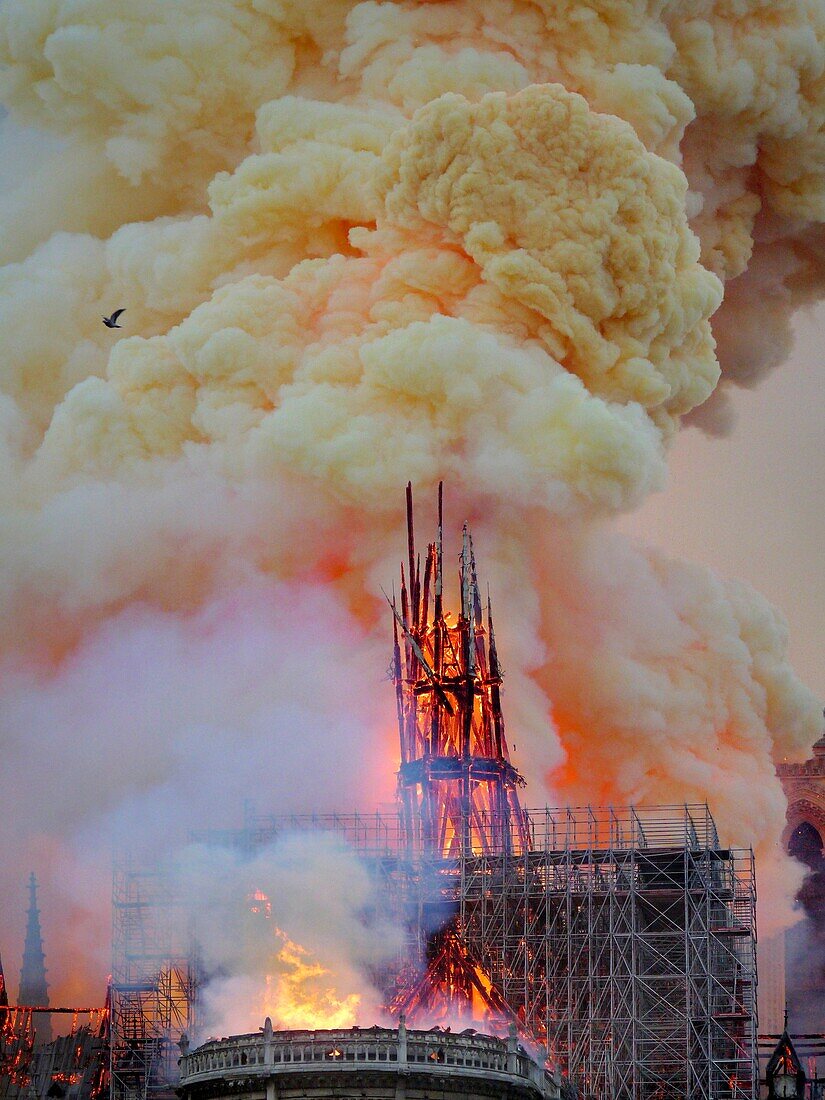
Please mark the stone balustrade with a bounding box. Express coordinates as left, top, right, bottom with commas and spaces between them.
178, 1020, 561, 1099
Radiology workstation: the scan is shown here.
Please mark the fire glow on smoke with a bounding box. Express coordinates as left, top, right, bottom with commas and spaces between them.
0, 0, 823, 1011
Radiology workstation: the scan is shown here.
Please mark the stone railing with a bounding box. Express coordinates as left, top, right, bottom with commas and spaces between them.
178, 1019, 560, 1098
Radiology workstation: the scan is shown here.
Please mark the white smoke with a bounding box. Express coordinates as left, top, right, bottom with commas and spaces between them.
0, 577, 395, 1003
172, 834, 403, 1038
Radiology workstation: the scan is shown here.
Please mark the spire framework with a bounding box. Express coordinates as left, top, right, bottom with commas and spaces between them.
391, 482, 528, 859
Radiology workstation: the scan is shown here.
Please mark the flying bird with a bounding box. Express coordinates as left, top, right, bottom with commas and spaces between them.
102, 309, 126, 329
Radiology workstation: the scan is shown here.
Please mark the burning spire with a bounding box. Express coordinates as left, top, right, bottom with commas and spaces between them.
388, 485, 531, 1029
391, 483, 528, 860
18, 873, 51, 1045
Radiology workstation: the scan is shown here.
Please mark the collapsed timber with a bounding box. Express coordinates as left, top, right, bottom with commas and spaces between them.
0, 1004, 109, 1100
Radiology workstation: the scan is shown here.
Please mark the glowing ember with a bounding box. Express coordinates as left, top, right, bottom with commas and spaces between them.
248, 888, 272, 919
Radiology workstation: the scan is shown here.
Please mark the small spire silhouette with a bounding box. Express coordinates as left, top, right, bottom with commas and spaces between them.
19, 873, 51, 1044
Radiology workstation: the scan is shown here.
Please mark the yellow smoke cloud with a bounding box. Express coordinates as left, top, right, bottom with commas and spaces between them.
378, 85, 721, 417
0, 0, 823, 995
31, 82, 720, 521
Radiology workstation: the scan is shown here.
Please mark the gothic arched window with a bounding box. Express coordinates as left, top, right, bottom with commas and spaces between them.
788, 820, 824, 872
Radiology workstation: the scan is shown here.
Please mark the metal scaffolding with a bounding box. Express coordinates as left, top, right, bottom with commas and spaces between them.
383, 484, 757, 1097
455, 804, 757, 1100
111, 803, 757, 1100
110, 850, 196, 1100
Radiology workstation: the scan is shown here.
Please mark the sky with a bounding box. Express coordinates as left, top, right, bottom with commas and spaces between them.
625, 306, 824, 704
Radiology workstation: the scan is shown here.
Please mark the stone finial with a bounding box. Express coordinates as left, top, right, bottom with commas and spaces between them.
263, 1017, 273, 1066
397, 1014, 408, 1065
507, 1022, 518, 1072
178, 1033, 190, 1057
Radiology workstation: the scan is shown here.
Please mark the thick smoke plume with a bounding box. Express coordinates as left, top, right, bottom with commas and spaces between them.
173, 834, 403, 1038
0, 0, 823, 1016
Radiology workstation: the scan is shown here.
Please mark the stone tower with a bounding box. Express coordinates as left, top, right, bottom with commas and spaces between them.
777, 721, 825, 1040
779, 726, 825, 850
18, 872, 51, 1045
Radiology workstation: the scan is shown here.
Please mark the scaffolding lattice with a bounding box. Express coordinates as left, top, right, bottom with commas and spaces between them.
110, 851, 196, 1100
455, 804, 758, 1100
111, 803, 757, 1100
109, 485, 759, 1099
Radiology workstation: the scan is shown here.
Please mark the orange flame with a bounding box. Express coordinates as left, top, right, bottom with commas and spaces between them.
260, 927, 361, 1030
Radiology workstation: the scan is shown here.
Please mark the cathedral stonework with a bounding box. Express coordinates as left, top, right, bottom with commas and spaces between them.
777, 725, 825, 1043
779, 731, 825, 847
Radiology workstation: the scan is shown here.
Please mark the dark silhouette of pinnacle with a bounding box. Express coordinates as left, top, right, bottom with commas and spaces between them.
19, 872, 51, 1044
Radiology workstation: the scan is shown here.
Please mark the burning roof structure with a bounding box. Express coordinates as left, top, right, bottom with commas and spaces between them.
0, 982, 108, 1099
109, 486, 759, 1100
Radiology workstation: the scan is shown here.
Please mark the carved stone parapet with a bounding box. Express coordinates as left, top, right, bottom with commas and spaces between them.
177, 1026, 561, 1100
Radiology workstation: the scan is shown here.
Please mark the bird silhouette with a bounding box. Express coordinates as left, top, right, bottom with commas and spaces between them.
102, 309, 126, 329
